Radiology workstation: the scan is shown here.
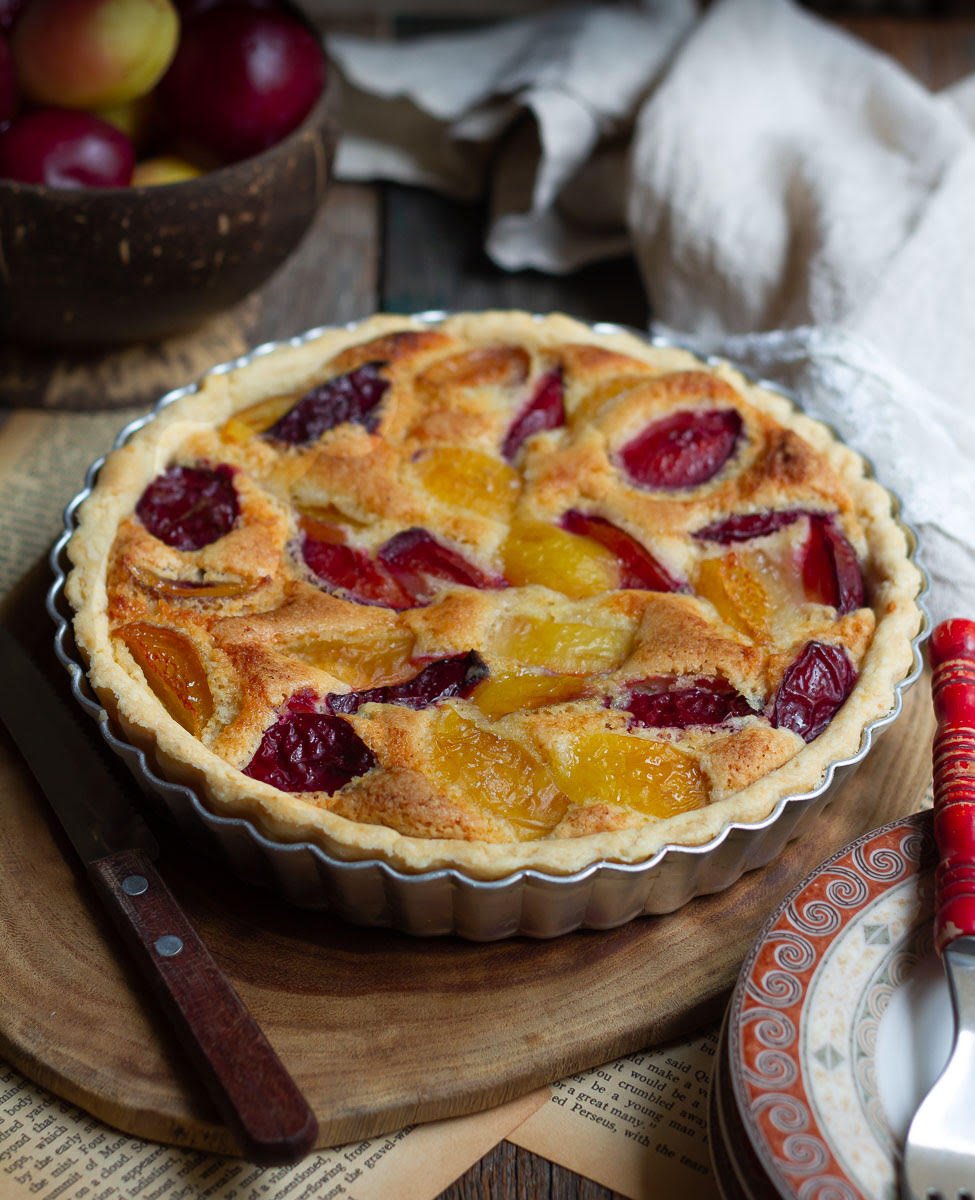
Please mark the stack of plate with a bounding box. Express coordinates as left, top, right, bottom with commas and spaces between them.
709, 813, 954, 1200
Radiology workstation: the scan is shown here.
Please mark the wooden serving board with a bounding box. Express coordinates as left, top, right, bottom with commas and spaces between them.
0, 642, 934, 1156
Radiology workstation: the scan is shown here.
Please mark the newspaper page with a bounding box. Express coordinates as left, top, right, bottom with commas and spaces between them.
510, 1034, 720, 1198
0, 408, 143, 599
0, 1060, 548, 1200
0, 406, 727, 1199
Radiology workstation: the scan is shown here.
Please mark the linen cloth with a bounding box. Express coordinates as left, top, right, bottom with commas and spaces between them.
327, 0, 975, 623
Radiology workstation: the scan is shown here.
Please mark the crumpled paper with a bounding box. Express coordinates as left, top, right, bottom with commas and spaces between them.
327, 0, 975, 623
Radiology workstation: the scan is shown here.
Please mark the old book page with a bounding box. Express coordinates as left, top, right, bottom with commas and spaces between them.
0, 1061, 549, 1200
510, 1033, 720, 1199
0, 409, 143, 598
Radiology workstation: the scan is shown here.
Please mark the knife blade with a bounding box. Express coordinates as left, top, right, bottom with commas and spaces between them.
0, 624, 318, 1164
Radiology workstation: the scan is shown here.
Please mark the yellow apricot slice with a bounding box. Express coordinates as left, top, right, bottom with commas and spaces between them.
415, 448, 520, 520
472, 672, 589, 719
501, 520, 619, 599
695, 553, 771, 641
221, 394, 296, 443
495, 614, 632, 675
118, 622, 213, 736
546, 732, 709, 818
429, 708, 568, 837
285, 629, 416, 689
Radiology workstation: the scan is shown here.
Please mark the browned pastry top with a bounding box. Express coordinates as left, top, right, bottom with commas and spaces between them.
66, 313, 922, 877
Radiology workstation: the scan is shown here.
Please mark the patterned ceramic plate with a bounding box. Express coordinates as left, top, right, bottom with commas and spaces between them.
714, 812, 956, 1200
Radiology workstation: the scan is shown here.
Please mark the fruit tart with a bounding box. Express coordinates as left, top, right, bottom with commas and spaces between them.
66, 312, 924, 879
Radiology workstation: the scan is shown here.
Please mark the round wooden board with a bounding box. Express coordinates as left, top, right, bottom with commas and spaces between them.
0, 675, 933, 1156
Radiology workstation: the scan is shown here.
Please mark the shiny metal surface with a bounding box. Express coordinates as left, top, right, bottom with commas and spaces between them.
903, 937, 975, 1200
48, 313, 931, 939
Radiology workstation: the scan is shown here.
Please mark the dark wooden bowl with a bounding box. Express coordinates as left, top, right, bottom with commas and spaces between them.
0, 72, 340, 347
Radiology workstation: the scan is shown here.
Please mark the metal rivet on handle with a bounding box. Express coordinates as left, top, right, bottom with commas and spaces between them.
122, 875, 148, 896
155, 935, 183, 958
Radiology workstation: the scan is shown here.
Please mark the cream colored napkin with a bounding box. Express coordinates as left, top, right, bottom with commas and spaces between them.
327, 0, 975, 624
330, 1, 696, 270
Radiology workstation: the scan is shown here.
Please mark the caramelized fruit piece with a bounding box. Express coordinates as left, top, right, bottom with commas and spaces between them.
415, 448, 520, 519
298, 511, 348, 546
561, 510, 685, 593
243, 710, 376, 793
264, 362, 388, 446
502, 369, 565, 461
130, 564, 261, 599
770, 641, 857, 743
118, 622, 213, 736
302, 534, 413, 610
623, 678, 753, 728
286, 628, 415, 689
695, 554, 770, 640
801, 515, 864, 615
429, 708, 568, 836
326, 651, 488, 715
221, 393, 295, 443
693, 509, 808, 544
472, 672, 588, 719
546, 732, 709, 818
136, 464, 239, 551
419, 345, 530, 393
378, 528, 506, 603
619, 408, 743, 490
501, 519, 618, 599
297, 505, 369, 536
496, 615, 632, 675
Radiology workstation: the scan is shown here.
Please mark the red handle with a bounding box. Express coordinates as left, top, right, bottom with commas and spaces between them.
88, 848, 318, 1163
930, 619, 975, 953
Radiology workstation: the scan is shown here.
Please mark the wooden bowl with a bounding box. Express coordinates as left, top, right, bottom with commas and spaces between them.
0, 72, 340, 347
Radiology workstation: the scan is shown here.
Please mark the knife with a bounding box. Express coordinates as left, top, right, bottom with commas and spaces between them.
0, 624, 318, 1165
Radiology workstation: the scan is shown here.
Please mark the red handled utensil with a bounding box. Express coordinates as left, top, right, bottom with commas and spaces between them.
903, 618, 975, 1200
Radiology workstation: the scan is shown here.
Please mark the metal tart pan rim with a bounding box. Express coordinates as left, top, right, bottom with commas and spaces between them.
47, 312, 931, 939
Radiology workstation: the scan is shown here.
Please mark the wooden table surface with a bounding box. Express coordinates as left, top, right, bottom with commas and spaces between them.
1, 13, 970, 1199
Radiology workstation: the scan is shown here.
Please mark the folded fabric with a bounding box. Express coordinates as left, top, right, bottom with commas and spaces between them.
327, 0, 975, 623
329, 1, 696, 271
629, 0, 975, 413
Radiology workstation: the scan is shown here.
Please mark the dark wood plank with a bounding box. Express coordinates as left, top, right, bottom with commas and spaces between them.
839, 16, 975, 89
438, 1139, 626, 1200
380, 185, 650, 328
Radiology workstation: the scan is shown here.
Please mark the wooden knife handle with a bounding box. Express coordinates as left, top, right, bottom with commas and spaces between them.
930, 619, 975, 953
88, 847, 318, 1163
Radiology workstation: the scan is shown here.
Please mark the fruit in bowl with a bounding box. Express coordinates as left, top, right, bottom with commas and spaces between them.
0, 107, 135, 186
0, 0, 337, 343
12, 0, 179, 111
1, 0, 326, 187
158, 5, 325, 163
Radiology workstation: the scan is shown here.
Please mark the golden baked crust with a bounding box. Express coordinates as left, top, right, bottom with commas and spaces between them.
66, 312, 923, 878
